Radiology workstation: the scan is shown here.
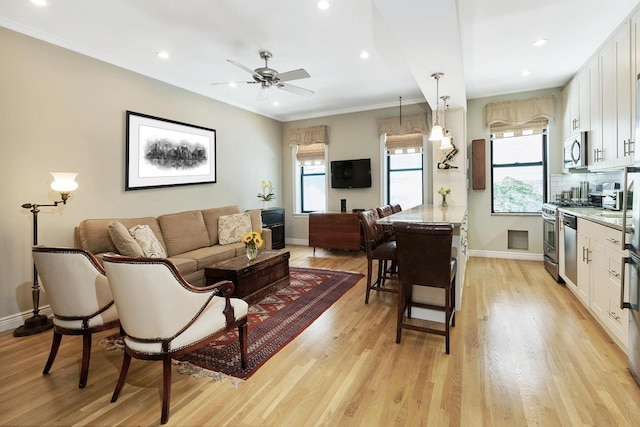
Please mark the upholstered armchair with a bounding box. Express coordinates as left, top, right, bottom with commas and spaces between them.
102, 255, 249, 425
32, 246, 120, 388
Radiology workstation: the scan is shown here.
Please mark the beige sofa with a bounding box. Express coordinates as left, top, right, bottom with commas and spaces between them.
74, 206, 272, 286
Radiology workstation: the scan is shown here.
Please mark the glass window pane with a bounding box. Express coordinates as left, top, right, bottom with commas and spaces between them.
493, 135, 542, 164
389, 170, 422, 208
389, 152, 422, 169
493, 165, 543, 213
302, 174, 326, 212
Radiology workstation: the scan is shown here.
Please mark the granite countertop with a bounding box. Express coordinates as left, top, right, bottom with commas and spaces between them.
376, 204, 467, 225
558, 206, 630, 231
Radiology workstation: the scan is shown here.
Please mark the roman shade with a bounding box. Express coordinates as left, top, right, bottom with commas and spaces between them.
379, 113, 428, 152
288, 125, 328, 163
486, 96, 555, 138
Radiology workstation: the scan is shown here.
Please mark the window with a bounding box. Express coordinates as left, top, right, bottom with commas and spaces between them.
491, 132, 547, 213
298, 162, 326, 213
386, 149, 423, 207
289, 126, 329, 214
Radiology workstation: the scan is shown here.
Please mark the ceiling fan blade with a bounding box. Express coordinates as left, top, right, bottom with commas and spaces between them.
227, 59, 263, 81
277, 82, 314, 97
277, 68, 311, 82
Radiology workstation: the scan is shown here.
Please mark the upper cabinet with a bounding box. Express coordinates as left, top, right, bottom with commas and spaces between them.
574, 16, 637, 171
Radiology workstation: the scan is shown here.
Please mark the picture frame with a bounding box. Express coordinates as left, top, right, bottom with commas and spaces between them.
125, 111, 216, 191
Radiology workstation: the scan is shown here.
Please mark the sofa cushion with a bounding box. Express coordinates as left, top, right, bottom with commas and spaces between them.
179, 245, 239, 270
218, 213, 252, 245
108, 220, 144, 257
202, 206, 241, 245
129, 224, 167, 257
157, 210, 209, 257
78, 217, 163, 255
167, 256, 198, 276
246, 209, 263, 233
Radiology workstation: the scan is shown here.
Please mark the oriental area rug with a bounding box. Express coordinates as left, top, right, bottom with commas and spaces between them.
100, 267, 363, 384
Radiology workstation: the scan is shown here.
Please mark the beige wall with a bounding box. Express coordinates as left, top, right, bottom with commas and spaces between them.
466, 87, 563, 258
0, 28, 283, 329
281, 103, 432, 244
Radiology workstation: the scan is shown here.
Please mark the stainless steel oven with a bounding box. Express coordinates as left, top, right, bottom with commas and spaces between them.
542, 203, 562, 282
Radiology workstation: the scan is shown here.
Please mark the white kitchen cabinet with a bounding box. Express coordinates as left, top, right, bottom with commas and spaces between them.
588, 55, 604, 167
562, 68, 589, 141
615, 21, 634, 166
600, 38, 617, 167
574, 217, 629, 351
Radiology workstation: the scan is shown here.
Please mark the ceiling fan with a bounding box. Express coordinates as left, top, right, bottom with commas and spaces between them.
214, 50, 314, 98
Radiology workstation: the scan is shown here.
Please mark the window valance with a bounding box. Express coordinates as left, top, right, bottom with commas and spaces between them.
385, 133, 424, 153
287, 125, 329, 146
378, 113, 428, 136
486, 96, 555, 136
296, 142, 326, 163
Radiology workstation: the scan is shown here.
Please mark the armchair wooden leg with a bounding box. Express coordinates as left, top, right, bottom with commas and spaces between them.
451, 277, 456, 327
239, 322, 248, 369
111, 352, 131, 403
161, 355, 172, 424
43, 330, 62, 376
79, 332, 92, 388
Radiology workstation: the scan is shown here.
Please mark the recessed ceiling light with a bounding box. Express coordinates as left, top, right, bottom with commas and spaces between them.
157, 51, 170, 59
272, 101, 279, 106
228, 82, 237, 88
533, 39, 547, 47
317, 0, 330, 10
30, 0, 47, 6
360, 51, 370, 59
521, 70, 531, 76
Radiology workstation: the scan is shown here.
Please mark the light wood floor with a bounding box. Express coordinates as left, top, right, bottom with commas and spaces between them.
1, 246, 639, 426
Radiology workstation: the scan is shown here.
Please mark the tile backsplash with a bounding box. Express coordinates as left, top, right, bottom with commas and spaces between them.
550, 171, 623, 201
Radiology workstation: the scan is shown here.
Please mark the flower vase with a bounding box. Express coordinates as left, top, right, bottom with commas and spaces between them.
441, 194, 448, 208
246, 245, 258, 261
262, 200, 270, 209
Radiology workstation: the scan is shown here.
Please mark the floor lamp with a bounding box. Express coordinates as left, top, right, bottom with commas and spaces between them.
14, 172, 79, 337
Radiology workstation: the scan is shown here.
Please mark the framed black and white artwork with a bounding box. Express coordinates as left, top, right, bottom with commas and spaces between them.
125, 111, 216, 190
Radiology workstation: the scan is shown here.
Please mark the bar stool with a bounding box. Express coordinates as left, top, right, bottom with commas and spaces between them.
376, 205, 395, 241
359, 209, 397, 304
392, 222, 456, 354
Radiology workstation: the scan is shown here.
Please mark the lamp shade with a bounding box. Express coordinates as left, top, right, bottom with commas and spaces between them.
50, 172, 79, 193
429, 124, 444, 141
440, 135, 453, 150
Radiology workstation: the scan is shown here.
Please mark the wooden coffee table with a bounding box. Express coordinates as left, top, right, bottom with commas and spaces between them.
204, 249, 290, 304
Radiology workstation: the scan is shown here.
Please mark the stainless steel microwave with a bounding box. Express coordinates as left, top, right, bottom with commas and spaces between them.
563, 132, 589, 169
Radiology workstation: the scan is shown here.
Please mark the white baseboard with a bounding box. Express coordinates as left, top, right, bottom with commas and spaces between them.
469, 249, 543, 261
285, 238, 309, 246
0, 306, 53, 333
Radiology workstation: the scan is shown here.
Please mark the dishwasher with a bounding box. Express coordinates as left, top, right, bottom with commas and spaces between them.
563, 213, 578, 285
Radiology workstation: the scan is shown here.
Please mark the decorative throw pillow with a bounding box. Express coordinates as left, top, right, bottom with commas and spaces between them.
129, 224, 167, 258
218, 213, 253, 245
108, 220, 144, 257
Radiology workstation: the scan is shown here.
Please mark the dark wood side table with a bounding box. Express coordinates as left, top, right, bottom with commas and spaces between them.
308, 212, 361, 253
261, 207, 285, 249
204, 249, 290, 305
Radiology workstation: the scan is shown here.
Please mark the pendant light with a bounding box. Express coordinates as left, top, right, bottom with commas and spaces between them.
429, 72, 444, 141
439, 95, 453, 150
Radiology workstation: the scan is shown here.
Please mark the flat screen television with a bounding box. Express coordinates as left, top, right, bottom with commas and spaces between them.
330, 158, 372, 188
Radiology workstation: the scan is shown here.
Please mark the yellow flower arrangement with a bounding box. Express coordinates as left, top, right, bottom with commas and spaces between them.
257, 181, 276, 201
242, 231, 263, 260
438, 187, 451, 195
242, 231, 264, 249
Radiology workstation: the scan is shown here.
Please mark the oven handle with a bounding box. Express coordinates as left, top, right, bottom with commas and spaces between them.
541, 213, 556, 221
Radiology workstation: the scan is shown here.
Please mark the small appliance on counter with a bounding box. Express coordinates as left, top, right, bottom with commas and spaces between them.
602, 182, 623, 210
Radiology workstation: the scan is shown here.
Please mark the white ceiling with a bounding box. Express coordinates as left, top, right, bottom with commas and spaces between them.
0, 0, 638, 122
